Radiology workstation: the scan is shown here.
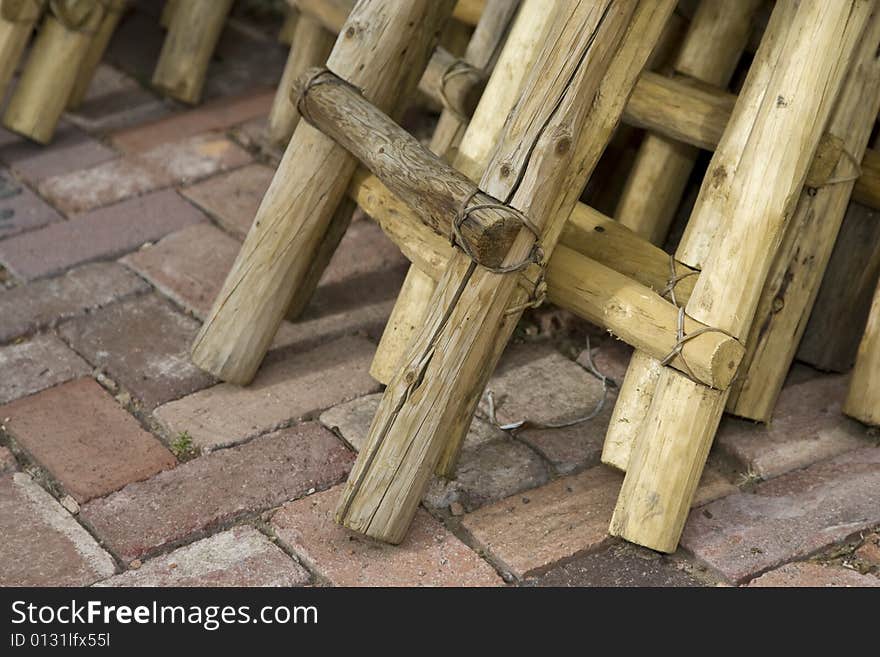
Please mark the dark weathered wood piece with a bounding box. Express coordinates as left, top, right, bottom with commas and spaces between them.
294, 68, 521, 268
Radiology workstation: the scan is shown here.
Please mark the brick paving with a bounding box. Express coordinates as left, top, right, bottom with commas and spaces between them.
0, 3, 876, 588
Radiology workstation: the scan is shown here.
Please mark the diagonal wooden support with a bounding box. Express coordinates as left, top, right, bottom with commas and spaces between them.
192, 0, 457, 385
278, 0, 509, 324
615, 0, 762, 245
152, 0, 234, 105
726, 13, 880, 422
334, 0, 676, 544
3, 0, 105, 144
0, 0, 45, 102
370, 0, 540, 388
607, 0, 872, 553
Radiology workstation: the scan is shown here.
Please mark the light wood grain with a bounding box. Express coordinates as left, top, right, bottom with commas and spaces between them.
351, 168, 742, 389
603, 0, 805, 469
727, 11, 880, 422
609, 0, 870, 553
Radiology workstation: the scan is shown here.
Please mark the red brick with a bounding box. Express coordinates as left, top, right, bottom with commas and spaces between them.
0, 169, 63, 239
0, 121, 116, 183
80, 422, 354, 562
461, 465, 622, 578
0, 447, 17, 474
38, 133, 251, 215
0, 334, 90, 404
121, 223, 241, 318
95, 526, 310, 587
526, 541, 704, 587
111, 90, 275, 153
59, 293, 214, 410
0, 189, 206, 280
0, 262, 149, 343
0, 378, 176, 503
181, 163, 274, 238
271, 486, 503, 587
682, 446, 880, 583
0, 473, 116, 586
462, 462, 735, 579
155, 335, 379, 450
38, 158, 169, 216
717, 373, 870, 480
484, 343, 613, 475
65, 64, 172, 135
747, 562, 880, 587
321, 393, 550, 513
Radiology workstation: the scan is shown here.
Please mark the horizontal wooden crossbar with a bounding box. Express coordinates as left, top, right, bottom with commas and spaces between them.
348, 171, 743, 390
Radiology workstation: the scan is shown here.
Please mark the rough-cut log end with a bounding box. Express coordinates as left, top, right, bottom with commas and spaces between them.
190, 323, 261, 386
707, 335, 745, 390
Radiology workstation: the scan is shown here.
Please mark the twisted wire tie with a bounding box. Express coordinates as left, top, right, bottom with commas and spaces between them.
451, 189, 546, 315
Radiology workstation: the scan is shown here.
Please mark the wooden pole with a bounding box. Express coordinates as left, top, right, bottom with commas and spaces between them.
278, 5, 298, 45
335, 0, 676, 544
615, 0, 762, 245
3, 0, 105, 144
608, 0, 870, 553
726, 13, 880, 422
151, 0, 234, 105
844, 279, 880, 426
160, 0, 177, 29
67, 0, 127, 110
266, 14, 335, 147
191, 0, 457, 385
0, 0, 44, 102
370, 0, 550, 387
